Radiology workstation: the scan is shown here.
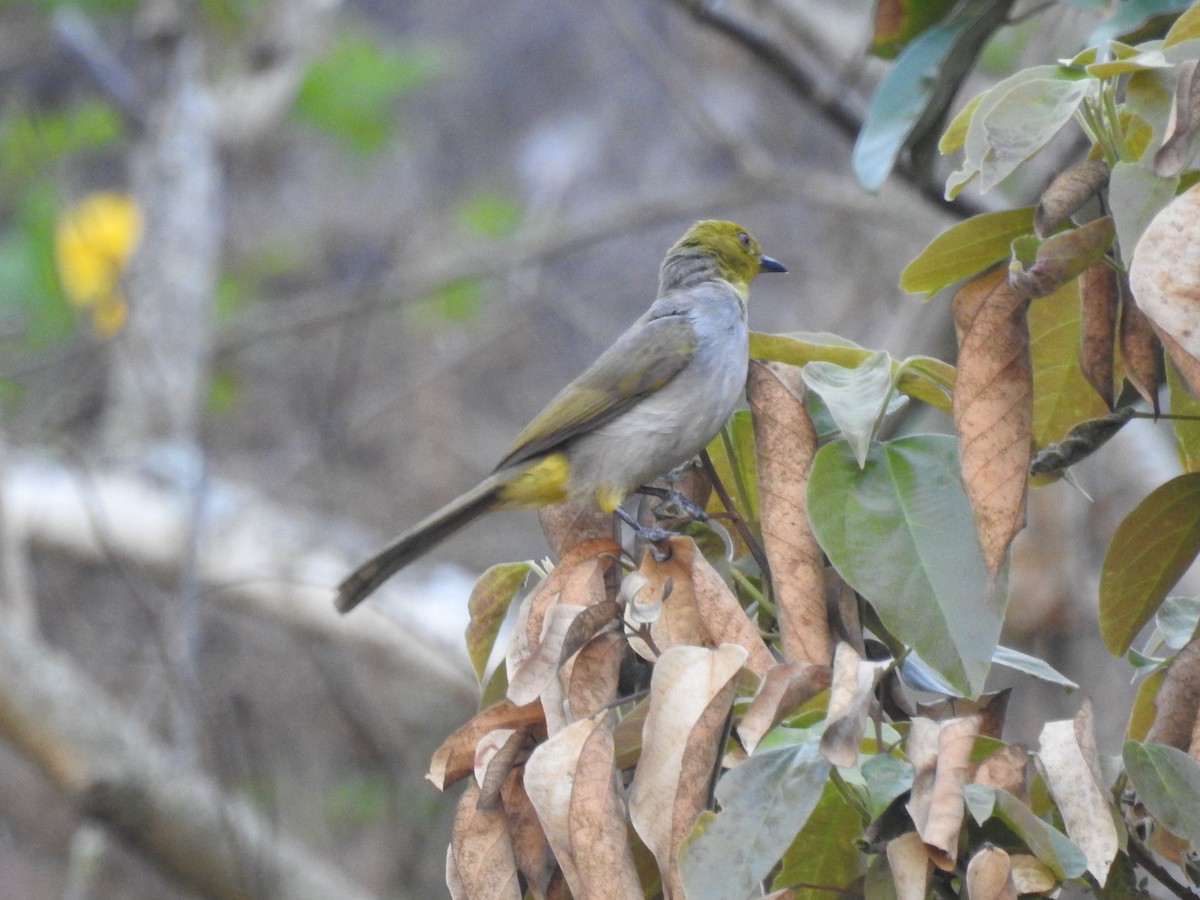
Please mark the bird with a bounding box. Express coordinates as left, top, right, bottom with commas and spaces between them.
336, 219, 786, 613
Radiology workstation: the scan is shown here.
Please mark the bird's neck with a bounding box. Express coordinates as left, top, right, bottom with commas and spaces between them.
659, 250, 743, 296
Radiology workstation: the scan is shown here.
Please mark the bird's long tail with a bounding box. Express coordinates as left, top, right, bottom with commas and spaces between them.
336, 475, 504, 613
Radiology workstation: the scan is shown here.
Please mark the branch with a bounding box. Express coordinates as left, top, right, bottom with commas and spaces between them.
4, 455, 478, 704
662, 0, 987, 220
0, 613, 387, 900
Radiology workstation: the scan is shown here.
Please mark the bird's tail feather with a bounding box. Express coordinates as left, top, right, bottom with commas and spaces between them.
336, 475, 504, 613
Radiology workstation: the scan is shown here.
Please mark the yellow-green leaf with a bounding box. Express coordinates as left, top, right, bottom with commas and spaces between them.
465, 561, 532, 681
900, 208, 1035, 298
1167, 356, 1200, 472
939, 90, 984, 153
1164, 4, 1200, 46
1099, 473, 1200, 655
1029, 279, 1114, 448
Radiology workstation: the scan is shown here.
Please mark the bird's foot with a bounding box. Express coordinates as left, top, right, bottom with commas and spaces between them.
615, 506, 675, 561
636, 485, 709, 523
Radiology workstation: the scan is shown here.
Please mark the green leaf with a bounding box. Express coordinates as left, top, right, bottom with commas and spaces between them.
1099, 472, 1200, 654
807, 435, 1004, 696
773, 779, 866, 895
862, 753, 915, 818
420, 278, 482, 323
1028, 279, 1112, 448
801, 351, 900, 467
1109, 162, 1177, 262
1085, 48, 1172, 78
1164, 4, 1200, 45
853, 1, 1012, 192
992, 645, 1078, 689
678, 741, 832, 900
293, 31, 440, 155
939, 89, 984, 154
1166, 356, 1200, 471
457, 192, 522, 238
1155, 594, 1200, 649
1123, 740, 1200, 846
947, 67, 1088, 198
464, 561, 531, 681
705, 410, 758, 524
900, 208, 1034, 298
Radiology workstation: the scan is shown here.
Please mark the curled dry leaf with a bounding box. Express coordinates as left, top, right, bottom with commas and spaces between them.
952, 268, 1033, 575
747, 359, 831, 665
1078, 261, 1119, 408
1119, 277, 1164, 410
628, 643, 748, 899
820, 642, 888, 768
429, 700, 546, 790
1145, 636, 1200, 754
1009, 216, 1114, 299
524, 714, 641, 898
1028, 407, 1135, 477
737, 659, 832, 754
451, 780, 522, 900
626, 537, 773, 676
475, 727, 528, 809
508, 604, 589, 707
507, 539, 617, 701
501, 769, 553, 900
565, 631, 626, 721
965, 844, 1018, 900
1036, 702, 1117, 883
1034, 159, 1111, 237
906, 715, 981, 871
886, 831, 932, 900
1130, 183, 1200, 363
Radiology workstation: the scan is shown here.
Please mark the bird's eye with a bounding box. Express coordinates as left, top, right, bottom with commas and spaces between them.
737, 231, 750, 248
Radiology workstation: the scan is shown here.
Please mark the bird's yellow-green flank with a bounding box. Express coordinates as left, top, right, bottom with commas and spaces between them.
336, 219, 785, 613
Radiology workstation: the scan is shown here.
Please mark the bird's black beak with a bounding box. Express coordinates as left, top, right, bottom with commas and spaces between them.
759, 255, 787, 274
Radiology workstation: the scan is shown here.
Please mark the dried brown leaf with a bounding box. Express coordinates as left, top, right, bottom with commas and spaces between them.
509, 604, 589, 707
475, 728, 529, 809
747, 359, 831, 665
737, 660, 832, 754
952, 268, 1032, 574
821, 642, 888, 767
917, 689, 1010, 738
627, 537, 773, 675
1145, 636, 1200, 754
1034, 159, 1111, 237
565, 631, 625, 720
886, 831, 932, 900
569, 713, 642, 897
538, 500, 616, 559
1155, 323, 1200, 398
628, 644, 747, 898
1078, 261, 1119, 408
908, 715, 980, 871
1130, 181, 1200, 356
965, 844, 1018, 900
1036, 702, 1117, 883
501, 770, 553, 900
429, 700, 546, 790
559, 599, 621, 664
1119, 276, 1164, 410
451, 781, 521, 900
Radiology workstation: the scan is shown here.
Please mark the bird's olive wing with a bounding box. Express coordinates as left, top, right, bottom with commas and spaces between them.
495, 312, 698, 469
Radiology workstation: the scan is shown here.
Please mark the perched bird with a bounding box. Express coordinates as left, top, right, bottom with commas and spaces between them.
336, 220, 785, 613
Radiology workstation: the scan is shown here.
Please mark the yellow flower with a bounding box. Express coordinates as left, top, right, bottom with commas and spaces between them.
54, 192, 142, 336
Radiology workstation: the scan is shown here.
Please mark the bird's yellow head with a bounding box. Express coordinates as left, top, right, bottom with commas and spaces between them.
662, 219, 786, 294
